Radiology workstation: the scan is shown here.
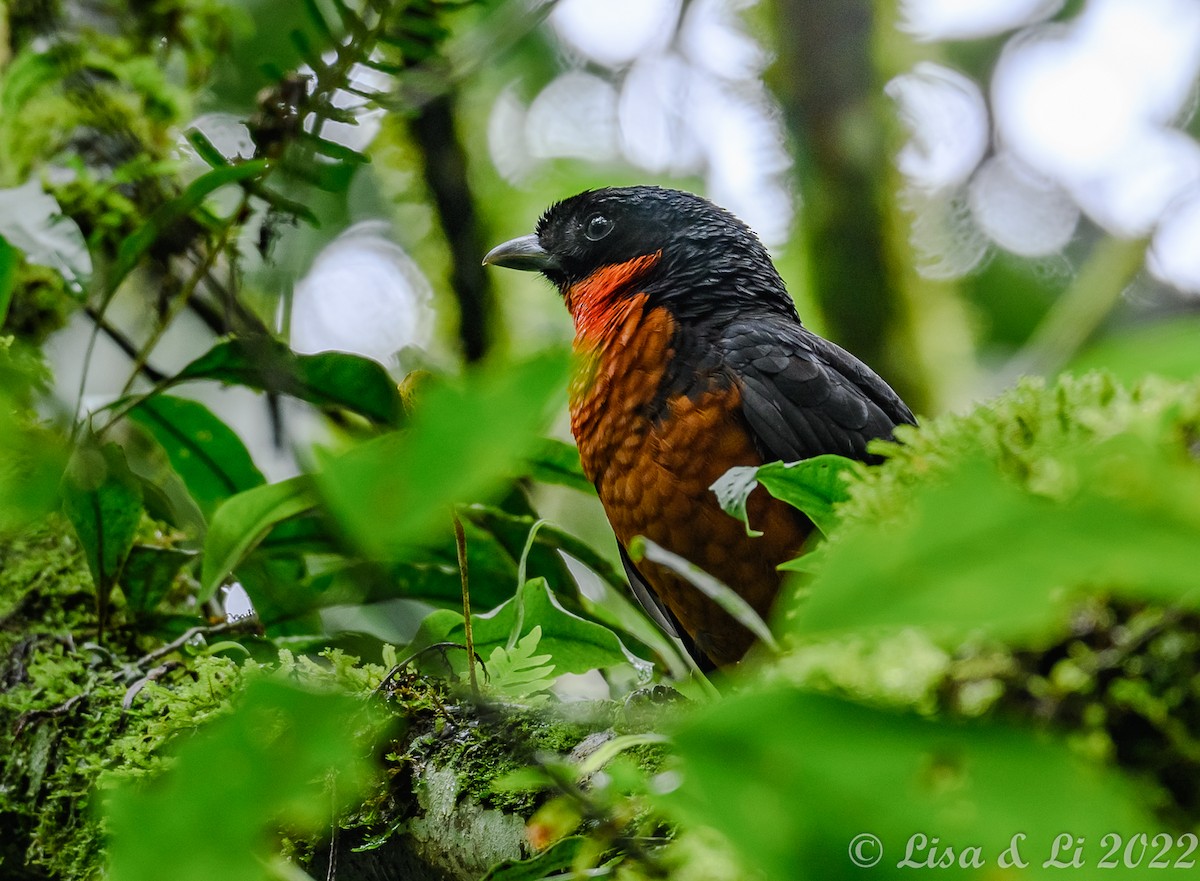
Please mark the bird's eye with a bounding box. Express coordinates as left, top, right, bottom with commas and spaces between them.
585, 214, 614, 241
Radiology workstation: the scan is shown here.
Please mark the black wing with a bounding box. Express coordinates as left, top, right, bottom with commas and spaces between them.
718, 316, 915, 464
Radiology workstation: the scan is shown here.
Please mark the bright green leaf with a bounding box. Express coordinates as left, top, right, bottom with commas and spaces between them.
794, 434, 1200, 645
127, 395, 265, 519
670, 688, 1154, 880
314, 350, 569, 560
106, 679, 389, 881
711, 454, 859, 537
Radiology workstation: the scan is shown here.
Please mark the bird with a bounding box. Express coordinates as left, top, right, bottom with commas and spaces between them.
484, 186, 914, 669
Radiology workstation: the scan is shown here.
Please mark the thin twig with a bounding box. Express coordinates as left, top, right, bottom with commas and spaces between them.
453, 511, 479, 695
134, 619, 253, 669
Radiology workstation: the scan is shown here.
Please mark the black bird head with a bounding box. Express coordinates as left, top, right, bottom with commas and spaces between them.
484, 186, 799, 324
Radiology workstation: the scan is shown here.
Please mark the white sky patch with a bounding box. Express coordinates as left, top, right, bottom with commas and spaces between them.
899, 0, 1063, 41
1070, 127, 1200, 236
618, 53, 705, 175
679, 0, 768, 80
488, 83, 536, 183
526, 71, 620, 161
886, 63, 989, 192
968, 153, 1079, 257
993, 0, 1200, 185
290, 222, 433, 364
550, 0, 680, 68
1150, 185, 1200, 293
689, 73, 792, 245
904, 188, 991, 279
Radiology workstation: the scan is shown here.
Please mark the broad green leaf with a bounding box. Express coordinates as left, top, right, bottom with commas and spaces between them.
523, 438, 594, 494
711, 455, 859, 537
61, 443, 144, 630
127, 395, 265, 519
112, 160, 268, 287
413, 578, 628, 677
122, 545, 197, 613
0, 235, 16, 326
670, 688, 1154, 880
794, 434, 1200, 645
200, 476, 316, 600
0, 394, 68, 535
314, 350, 569, 560
174, 336, 402, 427
106, 679, 389, 881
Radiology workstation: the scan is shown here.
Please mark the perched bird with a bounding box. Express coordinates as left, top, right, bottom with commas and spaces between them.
484, 186, 914, 669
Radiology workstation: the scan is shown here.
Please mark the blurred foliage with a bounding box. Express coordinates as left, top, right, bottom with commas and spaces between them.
4, 0, 1200, 880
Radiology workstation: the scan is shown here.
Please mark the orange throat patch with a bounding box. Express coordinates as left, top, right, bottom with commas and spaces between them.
564, 251, 662, 345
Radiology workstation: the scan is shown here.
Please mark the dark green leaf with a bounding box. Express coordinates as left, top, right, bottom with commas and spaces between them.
174, 337, 403, 427
482, 835, 585, 881
200, 475, 316, 600
670, 688, 1154, 880
0, 235, 16, 326
302, 131, 371, 164
711, 454, 859, 537
314, 350, 569, 560
122, 545, 197, 613
185, 129, 232, 168
523, 438, 593, 494
112, 160, 269, 287
127, 395, 265, 519
62, 443, 144, 628
106, 679, 389, 881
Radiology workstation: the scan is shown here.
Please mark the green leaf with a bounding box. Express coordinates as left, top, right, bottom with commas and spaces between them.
314, 350, 569, 560
794, 433, 1200, 645
486, 627, 556, 697
174, 336, 403, 427
522, 438, 594, 494
106, 679, 389, 881
122, 545, 197, 613
112, 160, 268, 288
0, 235, 16, 326
61, 443, 144, 628
127, 395, 265, 519
414, 578, 628, 677
711, 454, 859, 537
670, 688, 1154, 880
200, 476, 316, 601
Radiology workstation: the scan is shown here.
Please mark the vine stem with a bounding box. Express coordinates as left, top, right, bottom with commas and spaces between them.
453, 510, 478, 695
1001, 237, 1148, 383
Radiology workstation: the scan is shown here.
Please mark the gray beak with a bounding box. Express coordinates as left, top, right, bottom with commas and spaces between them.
482, 234, 561, 273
